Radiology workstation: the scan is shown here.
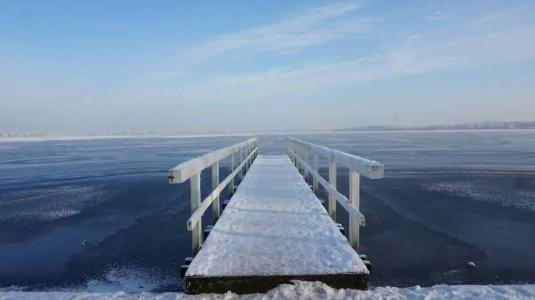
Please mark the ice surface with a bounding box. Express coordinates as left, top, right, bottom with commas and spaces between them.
186, 155, 368, 277
423, 181, 535, 212
2, 281, 535, 299
0, 186, 107, 222
0, 267, 174, 294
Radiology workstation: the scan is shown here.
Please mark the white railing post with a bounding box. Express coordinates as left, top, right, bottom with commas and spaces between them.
305, 151, 310, 181
244, 145, 248, 171
248, 144, 252, 169
300, 148, 305, 176
240, 148, 244, 178
190, 173, 202, 254
297, 153, 301, 173
212, 162, 220, 224
253, 141, 256, 159
289, 146, 294, 165
312, 154, 319, 192
349, 169, 360, 250
328, 159, 337, 221
287, 144, 291, 162
248, 144, 252, 170
248, 145, 250, 170
229, 153, 235, 195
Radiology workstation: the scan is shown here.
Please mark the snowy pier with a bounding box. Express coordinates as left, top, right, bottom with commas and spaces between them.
168, 138, 384, 294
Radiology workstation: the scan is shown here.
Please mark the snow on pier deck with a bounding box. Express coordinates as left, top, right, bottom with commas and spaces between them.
184, 155, 369, 294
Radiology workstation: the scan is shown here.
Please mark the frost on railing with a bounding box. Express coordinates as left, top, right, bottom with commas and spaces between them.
168, 138, 258, 254
287, 137, 384, 251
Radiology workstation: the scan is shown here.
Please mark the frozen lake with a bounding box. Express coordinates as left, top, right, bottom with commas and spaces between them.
0, 130, 534, 291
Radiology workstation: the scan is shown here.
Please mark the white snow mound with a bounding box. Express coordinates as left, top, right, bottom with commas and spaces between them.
1, 281, 535, 300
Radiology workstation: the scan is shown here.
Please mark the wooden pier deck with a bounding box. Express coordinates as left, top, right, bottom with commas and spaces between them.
183, 155, 369, 293
168, 138, 384, 294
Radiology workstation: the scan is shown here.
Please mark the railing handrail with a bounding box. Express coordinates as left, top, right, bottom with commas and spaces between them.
168, 138, 257, 184
288, 137, 384, 179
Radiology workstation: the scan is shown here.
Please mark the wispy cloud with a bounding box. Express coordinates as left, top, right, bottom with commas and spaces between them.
384, 28, 535, 75
177, 2, 372, 63
4, 1, 535, 132
33, 1, 535, 107
172, 25, 535, 103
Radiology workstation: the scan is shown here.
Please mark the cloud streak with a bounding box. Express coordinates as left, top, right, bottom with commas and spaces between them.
177, 2, 372, 63
172, 25, 535, 102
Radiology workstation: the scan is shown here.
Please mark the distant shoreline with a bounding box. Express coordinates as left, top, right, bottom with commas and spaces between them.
336, 121, 535, 132
2, 128, 535, 143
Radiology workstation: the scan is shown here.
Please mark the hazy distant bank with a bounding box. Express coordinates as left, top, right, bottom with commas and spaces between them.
2, 122, 535, 142
336, 121, 535, 132
0, 130, 327, 142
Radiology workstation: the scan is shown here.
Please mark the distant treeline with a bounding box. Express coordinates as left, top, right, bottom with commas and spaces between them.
336, 121, 535, 132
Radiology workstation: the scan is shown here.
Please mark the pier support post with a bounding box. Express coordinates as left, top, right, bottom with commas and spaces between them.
312, 154, 319, 192
212, 162, 220, 224
349, 169, 360, 251
190, 173, 202, 254
328, 159, 337, 221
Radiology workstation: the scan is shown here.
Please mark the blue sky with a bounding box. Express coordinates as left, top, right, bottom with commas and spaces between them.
1, 0, 535, 133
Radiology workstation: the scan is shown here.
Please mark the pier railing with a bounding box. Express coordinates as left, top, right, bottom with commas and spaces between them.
168, 138, 258, 254
287, 137, 384, 250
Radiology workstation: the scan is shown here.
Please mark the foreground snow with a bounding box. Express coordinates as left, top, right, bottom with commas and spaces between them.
1, 281, 535, 300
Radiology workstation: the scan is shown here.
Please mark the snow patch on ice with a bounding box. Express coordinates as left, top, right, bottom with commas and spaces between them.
423, 181, 535, 212
0, 267, 173, 294
17, 208, 81, 222
1, 281, 535, 299
79, 268, 166, 293
0, 185, 108, 222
